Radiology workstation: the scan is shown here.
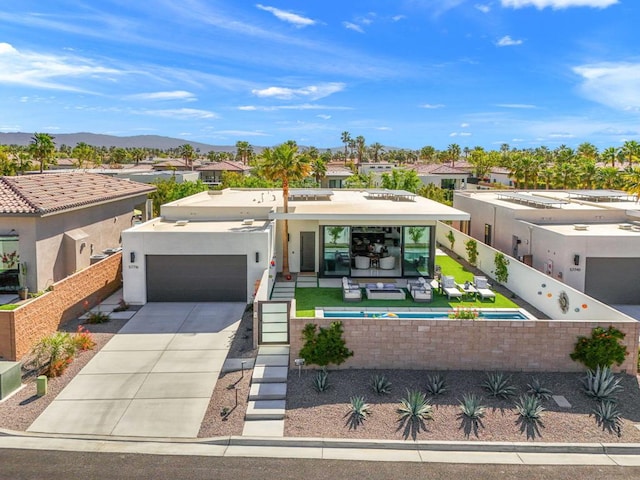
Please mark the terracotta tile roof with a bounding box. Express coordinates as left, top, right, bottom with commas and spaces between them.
0, 173, 156, 215
197, 160, 251, 172
410, 164, 469, 175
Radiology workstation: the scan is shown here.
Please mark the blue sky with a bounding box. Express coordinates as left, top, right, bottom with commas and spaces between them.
1, 0, 638, 150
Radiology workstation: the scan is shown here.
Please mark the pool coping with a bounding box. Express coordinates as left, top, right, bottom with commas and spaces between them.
314, 306, 538, 320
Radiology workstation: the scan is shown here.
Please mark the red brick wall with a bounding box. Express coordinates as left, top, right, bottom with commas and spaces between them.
0, 253, 122, 361
289, 317, 639, 373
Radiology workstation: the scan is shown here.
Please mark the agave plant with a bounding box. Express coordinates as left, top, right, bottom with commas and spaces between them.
459, 393, 486, 420
313, 369, 330, 393
370, 374, 392, 395
514, 394, 545, 420
397, 389, 433, 421
582, 366, 623, 402
425, 373, 448, 396
592, 401, 622, 437
526, 377, 553, 400
482, 372, 517, 399
349, 396, 371, 422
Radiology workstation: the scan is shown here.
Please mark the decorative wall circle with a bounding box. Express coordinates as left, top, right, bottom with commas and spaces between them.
558, 291, 569, 314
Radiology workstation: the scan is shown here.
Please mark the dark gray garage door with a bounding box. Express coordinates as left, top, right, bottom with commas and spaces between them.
146, 255, 247, 302
585, 257, 640, 304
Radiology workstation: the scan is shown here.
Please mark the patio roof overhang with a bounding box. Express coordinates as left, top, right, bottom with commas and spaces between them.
269, 212, 471, 221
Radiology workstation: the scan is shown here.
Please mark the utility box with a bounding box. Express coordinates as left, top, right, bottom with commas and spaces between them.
0, 361, 21, 400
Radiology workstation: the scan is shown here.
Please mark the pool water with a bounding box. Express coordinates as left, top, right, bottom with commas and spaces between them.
322, 310, 529, 320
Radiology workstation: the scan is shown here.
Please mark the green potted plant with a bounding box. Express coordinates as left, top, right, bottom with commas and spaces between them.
18, 262, 28, 300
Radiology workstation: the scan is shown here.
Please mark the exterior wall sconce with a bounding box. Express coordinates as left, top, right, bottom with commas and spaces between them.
255, 252, 260, 263
130, 252, 136, 263
573, 254, 580, 266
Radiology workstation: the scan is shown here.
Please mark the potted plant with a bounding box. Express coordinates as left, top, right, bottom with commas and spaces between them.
18, 262, 28, 300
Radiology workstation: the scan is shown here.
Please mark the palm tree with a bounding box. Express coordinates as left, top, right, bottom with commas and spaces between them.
340, 131, 351, 163
179, 144, 196, 169
446, 143, 461, 168
29, 133, 56, 173
355, 135, 366, 165
310, 156, 327, 185
235, 141, 253, 165
258, 142, 312, 276
369, 142, 384, 162
600, 147, 620, 168
622, 167, 640, 201
621, 140, 640, 168
71, 142, 97, 169
595, 166, 622, 189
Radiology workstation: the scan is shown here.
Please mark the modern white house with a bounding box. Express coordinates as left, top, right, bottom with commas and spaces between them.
122, 188, 470, 304
452, 189, 640, 304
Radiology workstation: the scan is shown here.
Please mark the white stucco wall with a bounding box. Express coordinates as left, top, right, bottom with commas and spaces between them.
122, 221, 275, 304
436, 222, 634, 322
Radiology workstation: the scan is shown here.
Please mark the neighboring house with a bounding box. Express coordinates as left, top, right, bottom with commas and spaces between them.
197, 161, 252, 187
409, 163, 470, 190
0, 173, 155, 293
452, 189, 640, 305
486, 167, 513, 187
122, 188, 469, 304
321, 163, 353, 189
152, 158, 201, 171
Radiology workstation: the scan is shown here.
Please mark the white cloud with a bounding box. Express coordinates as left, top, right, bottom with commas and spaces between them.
251, 82, 345, 100
317, 114, 331, 120
496, 35, 523, 47
212, 129, 270, 137
343, 22, 364, 33
573, 62, 640, 111
450, 131, 472, 137
256, 4, 315, 27
376, 126, 392, 131
237, 103, 351, 111
0, 42, 121, 92
136, 108, 218, 119
496, 103, 537, 108
461, 122, 470, 127
501, 0, 618, 9
420, 103, 445, 109
549, 132, 575, 138
475, 4, 491, 13
392, 15, 407, 21
126, 90, 196, 101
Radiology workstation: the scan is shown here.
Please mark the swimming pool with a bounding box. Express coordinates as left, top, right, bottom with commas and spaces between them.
321, 310, 532, 320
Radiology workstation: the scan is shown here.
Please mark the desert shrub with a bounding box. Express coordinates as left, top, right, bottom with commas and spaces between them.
299, 321, 353, 369
459, 393, 486, 420
31, 332, 78, 377
313, 369, 330, 393
73, 325, 96, 351
582, 366, 623, 402
592, 401, 622, 436
85, 310, 111, 324
482, 372, 517, 399
425, 374, 448, 396
397, 390, 433, 421
570, 326, 628, 370
347, 396, 371, 427
526, 377, 553, 400
465, 239, 478, 266
515, 395, 545, 420
370, 374, 392, 395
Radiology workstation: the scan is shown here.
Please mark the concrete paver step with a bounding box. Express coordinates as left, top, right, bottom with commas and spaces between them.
258, 345, 290, 356
255, 354, 289, 367
245, 400, 286, 420
252, 365, 288, 383
241, 419, 285, 437
249, 382, 287, 400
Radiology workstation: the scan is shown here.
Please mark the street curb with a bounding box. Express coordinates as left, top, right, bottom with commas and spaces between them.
3, 428, 640, 456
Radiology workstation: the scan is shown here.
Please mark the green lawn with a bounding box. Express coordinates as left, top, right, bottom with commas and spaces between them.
295, 255, 518, 316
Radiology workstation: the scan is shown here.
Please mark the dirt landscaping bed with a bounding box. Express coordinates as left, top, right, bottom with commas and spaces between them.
285, 368, 640, 443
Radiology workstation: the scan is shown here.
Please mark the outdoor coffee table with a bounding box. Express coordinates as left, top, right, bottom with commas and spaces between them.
456, 283, 477, 300
365, 288, 406, 300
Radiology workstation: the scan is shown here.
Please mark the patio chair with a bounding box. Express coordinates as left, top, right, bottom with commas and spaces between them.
342, 277, 362, 302
442, 275, 462, 301
379, 255, 395, 270
473, 276, 496, 302
409, 280, 432, 303
354, 255, 370, 269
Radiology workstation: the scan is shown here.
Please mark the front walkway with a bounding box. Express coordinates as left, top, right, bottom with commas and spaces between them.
27, 302, 245, 438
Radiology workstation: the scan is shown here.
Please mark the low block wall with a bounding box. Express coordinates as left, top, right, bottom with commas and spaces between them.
0, 253, 123, 361
289, 317, 639, 373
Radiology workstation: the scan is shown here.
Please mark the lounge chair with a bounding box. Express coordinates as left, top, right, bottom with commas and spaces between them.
441, 275, 462, 301
474, 276, 496, 302
342, 277, 362, 302
354, 255, 370, 269
378, 255, 395, 270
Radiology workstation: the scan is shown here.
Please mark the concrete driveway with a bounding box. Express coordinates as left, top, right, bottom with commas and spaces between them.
28, 302, 246, 438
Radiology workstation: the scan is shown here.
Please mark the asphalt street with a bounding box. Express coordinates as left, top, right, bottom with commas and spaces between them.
1, 449, 639, 480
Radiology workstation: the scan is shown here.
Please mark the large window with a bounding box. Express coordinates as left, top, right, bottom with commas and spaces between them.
402, 226, 431, 277
322, 226, 351, 276
0, 235, 20, 292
